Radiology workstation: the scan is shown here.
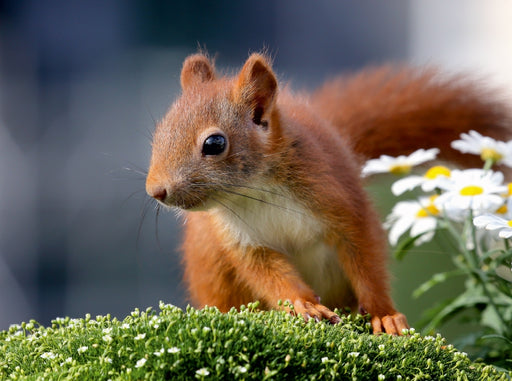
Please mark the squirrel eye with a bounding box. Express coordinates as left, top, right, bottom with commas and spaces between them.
202, 134, 227, 156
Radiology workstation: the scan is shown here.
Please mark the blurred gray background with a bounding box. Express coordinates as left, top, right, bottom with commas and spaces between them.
1, 0, 511, 333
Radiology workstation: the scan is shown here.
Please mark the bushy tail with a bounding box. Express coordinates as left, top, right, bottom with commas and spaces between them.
312, 66, 512, 168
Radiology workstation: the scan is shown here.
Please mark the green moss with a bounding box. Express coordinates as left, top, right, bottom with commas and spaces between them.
1, 302, 509, 380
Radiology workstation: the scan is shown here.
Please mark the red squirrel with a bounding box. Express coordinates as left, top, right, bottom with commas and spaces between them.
145, 53, 511, 335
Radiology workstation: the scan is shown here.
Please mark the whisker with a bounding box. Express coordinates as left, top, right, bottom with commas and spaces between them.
121, 167, 148, 178
188, 180, 296, 201
210, 195, 257, 235
137, 197, 154, 251
121, 189, 147, 207
217, 188, 307, 216
154, 204, 165, 253
188, 182, 306, 216
121, 161, 148, 177
219, 183, 295, 200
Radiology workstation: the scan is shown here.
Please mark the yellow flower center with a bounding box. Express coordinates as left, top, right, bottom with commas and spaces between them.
480, 148, 503, 162
496, 204, 508, 214
424, 165, 451, 179
459, 185, 484, 196
508, 220, 512, 228
507, 183, 512, 196
416, 196, 440, 218
389, 164, 412, 176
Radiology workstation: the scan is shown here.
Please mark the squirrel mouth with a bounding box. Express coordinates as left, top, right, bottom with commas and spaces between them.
173, 198, 204, 211
165, 190, 211, 211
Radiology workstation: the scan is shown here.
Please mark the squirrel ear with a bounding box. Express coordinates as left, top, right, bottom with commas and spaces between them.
235, 54, 277, 125
180, 54, 215, 90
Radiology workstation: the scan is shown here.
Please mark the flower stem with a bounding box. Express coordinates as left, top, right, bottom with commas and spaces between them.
483, 158, 495, 173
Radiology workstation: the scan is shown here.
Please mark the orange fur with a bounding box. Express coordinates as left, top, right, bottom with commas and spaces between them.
146, 53, 511, 335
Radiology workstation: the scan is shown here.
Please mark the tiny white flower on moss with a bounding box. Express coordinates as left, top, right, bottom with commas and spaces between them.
451, 130, 512, 166
135, 358, 147, 368
196, 368, 210, 376
362, 148, 439, 177
77, 346, 88, 354
321, 357, 329, 363
435, 169, 507, 219
134, 333, 146, 341
102, 328, 112, 334
9, 324, 22, 331
41, 352, 57, 360
154, 348, 165, 357
102, 335, 113, 343
60, 357, 74, 366
392, 165, 451, 196
168, 347, 180, 354
385, 196, 440, 246
348, 352, 360, 357
474, 214, 512, 238
121, 323, 130, 329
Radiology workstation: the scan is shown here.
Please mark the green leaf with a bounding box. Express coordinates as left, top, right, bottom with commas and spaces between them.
393, 231, 431, 260
422, 289, 488, 332
481, 334, 512, 346
482, 305, 507, 335
479, 248, 509, 262
412, 269, 465, 298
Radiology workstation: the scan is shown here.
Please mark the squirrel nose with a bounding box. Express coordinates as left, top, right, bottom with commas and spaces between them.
147, 184, 168, 202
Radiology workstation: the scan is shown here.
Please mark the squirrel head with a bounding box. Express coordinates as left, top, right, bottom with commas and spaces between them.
146, 53, 281, 210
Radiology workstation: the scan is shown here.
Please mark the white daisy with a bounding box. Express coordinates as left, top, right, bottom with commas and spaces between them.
493, 195, 512, 219
361, 148, 439, 177
385, 196, 440, 246
474, 214, 512, 239
434, 169, 507, 220
451, 130, 512, 166
391, 165, 451, 196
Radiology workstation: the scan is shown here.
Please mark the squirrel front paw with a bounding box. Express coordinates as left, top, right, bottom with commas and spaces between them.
288, 298, 341, 325
370, 312, 409, 335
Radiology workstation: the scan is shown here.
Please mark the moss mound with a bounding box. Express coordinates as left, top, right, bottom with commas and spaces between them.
1, 302, 509, 380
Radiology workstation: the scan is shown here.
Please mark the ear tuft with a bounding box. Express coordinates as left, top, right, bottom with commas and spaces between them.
180, 54, 215, 90
235, 54, 278, 124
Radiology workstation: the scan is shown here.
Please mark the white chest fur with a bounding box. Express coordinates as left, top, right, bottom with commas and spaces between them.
210, 185, 348, 304
211, 185, 322, 252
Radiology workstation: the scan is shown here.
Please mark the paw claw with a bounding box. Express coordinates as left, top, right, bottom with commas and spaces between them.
371, 312, 409, 335
290, 298, 339, 324
329, 315, 341, 325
